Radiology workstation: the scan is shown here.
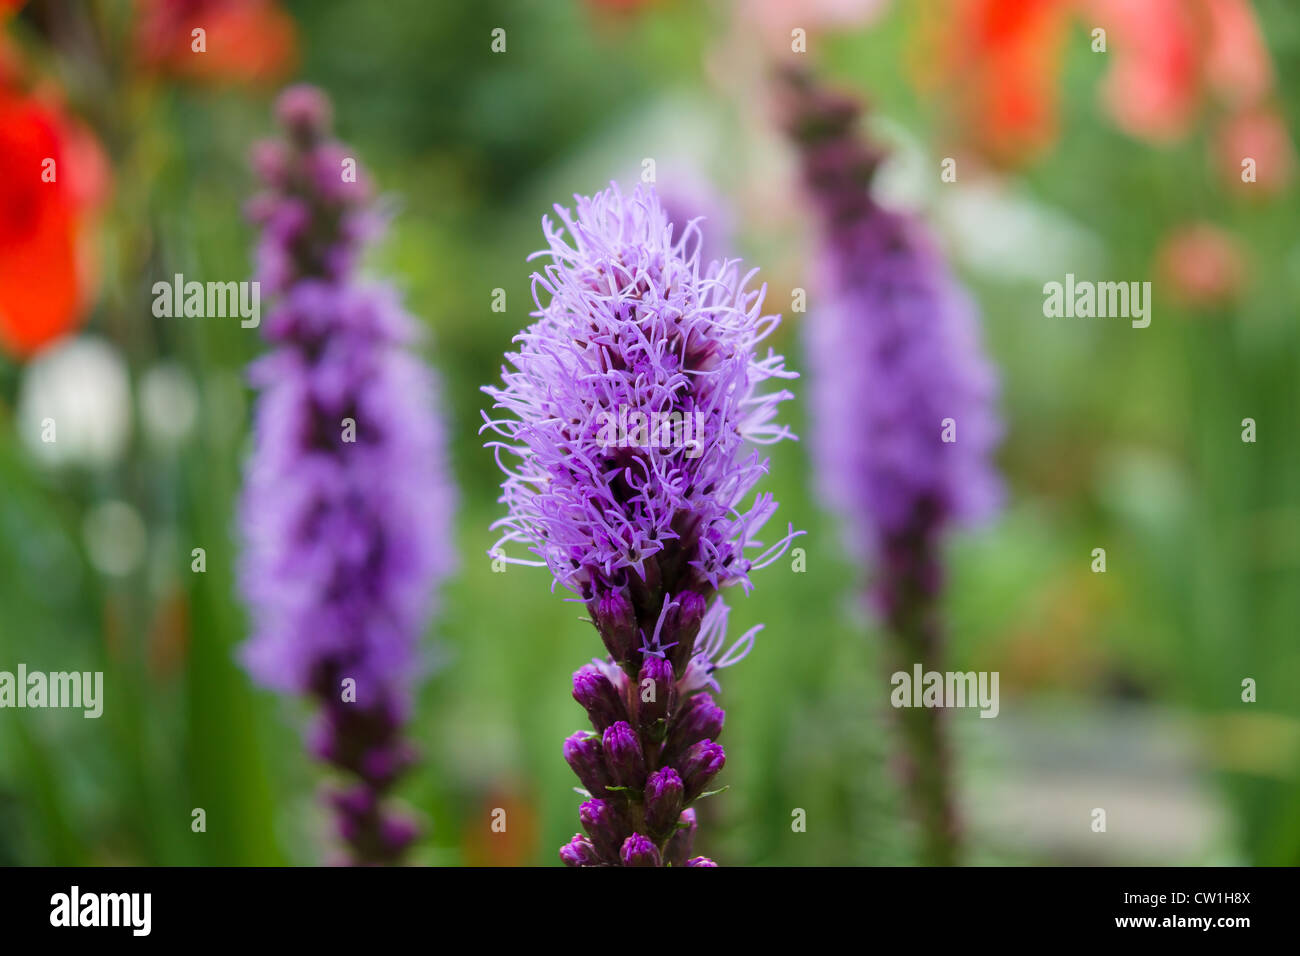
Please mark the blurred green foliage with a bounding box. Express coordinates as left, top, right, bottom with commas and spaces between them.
0, 0, 1297, 866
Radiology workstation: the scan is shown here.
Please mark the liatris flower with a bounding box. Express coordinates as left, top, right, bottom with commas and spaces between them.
239, 85, 454, 865
482, 182, 798, 866
782, 70, 1002, 865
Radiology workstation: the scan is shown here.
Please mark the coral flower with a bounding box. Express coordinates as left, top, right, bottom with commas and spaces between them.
1093, 0, 1204, 143
135, 0, 297, 85
1215, 107, 1294, 194
1154, 223, 1246, 309
1091, 0, 1292, 192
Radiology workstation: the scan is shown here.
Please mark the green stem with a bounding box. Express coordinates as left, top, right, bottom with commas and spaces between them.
888, 613, 960, 866
880, 520, 961, 866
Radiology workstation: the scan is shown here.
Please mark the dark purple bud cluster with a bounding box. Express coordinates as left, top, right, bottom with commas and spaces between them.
561, 615, 726, 867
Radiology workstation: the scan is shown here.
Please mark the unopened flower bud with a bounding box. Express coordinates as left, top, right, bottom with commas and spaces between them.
620, 833, 662, 867
664, 807, 697, 866
591, 590, 639, 665
667, 591, 708, 672
579, 798, 627, 861
632, 655, 676, 732
380, 814, 419, 854
276, 84, 332, 143
665, 692, 724, 762
601, 721, 647, 792
563, 731, 608, 797
680, 739, 725, 800
572, 664, 626, 732
643, 767, 684, 838
560, 834, 600, 867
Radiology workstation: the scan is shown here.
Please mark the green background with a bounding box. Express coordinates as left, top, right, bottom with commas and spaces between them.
0, 0, 1297, 865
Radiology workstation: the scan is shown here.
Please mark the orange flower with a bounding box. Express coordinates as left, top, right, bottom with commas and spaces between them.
0, 85, 109, 357
914, 0, 1075, 168
460, 787, 539, 867
134, 0, 297, 85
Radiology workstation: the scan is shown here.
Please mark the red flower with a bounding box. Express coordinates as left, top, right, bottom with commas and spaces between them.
135, 0, 297, 85
0, 84, 109, 357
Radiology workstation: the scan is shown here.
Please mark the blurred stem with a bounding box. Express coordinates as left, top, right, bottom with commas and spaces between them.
11, 720, 81, 864
886, 607, 960, 866
880, 515, 961, 866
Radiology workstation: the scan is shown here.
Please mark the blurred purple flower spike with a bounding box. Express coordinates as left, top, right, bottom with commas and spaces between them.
239, 85, 455, 865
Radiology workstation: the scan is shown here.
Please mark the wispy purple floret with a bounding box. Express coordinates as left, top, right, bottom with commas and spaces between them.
782, 70, 1002, 865
238, 85, 454, 865
483, 182, 797, 604
482, 182, 799, 865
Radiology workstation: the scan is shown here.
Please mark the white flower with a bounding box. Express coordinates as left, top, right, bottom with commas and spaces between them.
18, 336, 131, 469
139, 361, 199, 449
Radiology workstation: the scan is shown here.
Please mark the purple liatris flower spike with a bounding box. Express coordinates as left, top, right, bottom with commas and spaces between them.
482, 182, 799, 865
238, 85, 455, 865
781, 70, 1003, 865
